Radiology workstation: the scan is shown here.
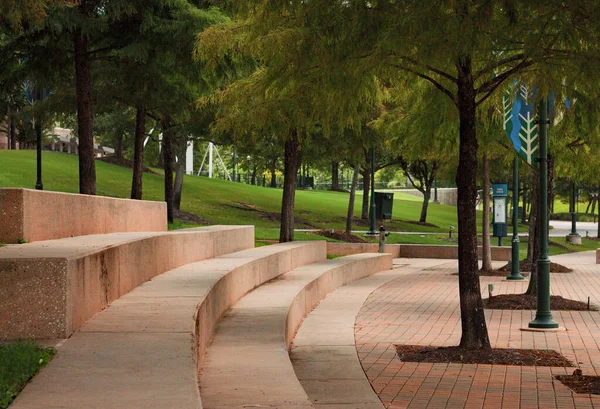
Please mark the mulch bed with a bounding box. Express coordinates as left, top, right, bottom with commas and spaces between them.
396, 345, 574, 367
173, 209, 210, 225
225, 202, 318, 229
404, 220, 440, 228
484, 294, 596, 311
311, 230, 368, 243
497, 260, 573, 273
98, 156, 161, 175
556, 372, 600, 394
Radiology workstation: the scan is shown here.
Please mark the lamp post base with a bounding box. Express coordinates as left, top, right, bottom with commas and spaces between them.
528, 315, 559, 329
566, 233, 582, 245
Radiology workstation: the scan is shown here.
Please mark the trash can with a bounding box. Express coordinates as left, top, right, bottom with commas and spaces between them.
374, 192, 394, 219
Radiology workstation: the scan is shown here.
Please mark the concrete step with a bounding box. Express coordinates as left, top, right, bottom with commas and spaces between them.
0, 225, 254, 339
199, 253, 393, 409
10, 241, 326, 409
290, 259, 449, 408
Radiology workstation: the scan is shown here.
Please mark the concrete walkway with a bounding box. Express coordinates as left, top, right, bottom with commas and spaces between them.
550, 250, 597, 265
291, 259, 450, 409
354, 259, 600, 408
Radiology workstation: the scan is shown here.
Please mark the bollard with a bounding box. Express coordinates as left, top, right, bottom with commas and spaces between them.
379, 225, 390, 253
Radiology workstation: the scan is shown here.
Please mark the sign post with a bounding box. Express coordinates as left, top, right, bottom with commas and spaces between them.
492, 183, 508, 246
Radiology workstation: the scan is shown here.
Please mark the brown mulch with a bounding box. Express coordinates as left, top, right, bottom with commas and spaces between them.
98, 156, 161, 175
404, 220, 440, 228
556, 372, 600, 394
396, 345, 574, 367
225, 202, 318, 229
311, 230, 368, 243
173, 209, 210, 225
484, 294, 596, 311
497, 260, 573, 273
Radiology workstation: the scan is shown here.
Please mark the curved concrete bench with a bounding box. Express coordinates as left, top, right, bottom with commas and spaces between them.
199, 253, 393, 409
11, 241, 326, 409
0, 188, 167, 243
0, 225, 254, 339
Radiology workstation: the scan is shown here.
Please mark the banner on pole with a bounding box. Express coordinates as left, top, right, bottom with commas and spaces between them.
503, 83, 538, 169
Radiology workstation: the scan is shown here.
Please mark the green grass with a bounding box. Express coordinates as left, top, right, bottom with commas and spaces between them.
0, 150, 476, 233
0, 341, 55, 409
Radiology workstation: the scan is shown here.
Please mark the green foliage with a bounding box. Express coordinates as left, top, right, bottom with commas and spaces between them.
0, 340, 55, 409
16, 238, 28, 244
0, 0, 74, 30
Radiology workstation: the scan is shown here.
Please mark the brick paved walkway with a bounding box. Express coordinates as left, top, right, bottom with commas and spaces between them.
355, 261, 600, 409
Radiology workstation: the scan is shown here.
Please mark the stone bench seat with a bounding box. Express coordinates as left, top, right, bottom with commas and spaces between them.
11, 241, 326, 409
0, 225, 254, 339
0, 188, 167, 243
199, 253, 393, 409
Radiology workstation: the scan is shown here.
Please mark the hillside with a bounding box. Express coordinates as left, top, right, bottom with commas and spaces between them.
0, 150, 469, 232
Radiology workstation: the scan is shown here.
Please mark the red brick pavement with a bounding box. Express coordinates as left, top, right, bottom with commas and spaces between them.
355, 262, 600, 408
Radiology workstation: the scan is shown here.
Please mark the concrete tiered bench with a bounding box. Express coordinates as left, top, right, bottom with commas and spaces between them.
11, 241, 326, 409
0, 188, 167, 243
0, 225, 254, 339
199, 253, 393, 409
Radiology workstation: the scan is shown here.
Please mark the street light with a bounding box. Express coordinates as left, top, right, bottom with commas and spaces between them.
529, 98, 559, 329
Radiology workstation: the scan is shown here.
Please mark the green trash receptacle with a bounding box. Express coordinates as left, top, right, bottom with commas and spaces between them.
374, 192, 394, 219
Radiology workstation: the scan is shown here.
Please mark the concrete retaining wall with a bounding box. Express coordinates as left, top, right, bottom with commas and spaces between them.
327, 242, 511, 261
0, 226, 254, 339
0, 188, 167, 244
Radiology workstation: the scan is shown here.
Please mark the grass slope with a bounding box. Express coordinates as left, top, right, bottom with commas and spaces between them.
0, 341, 55, 409
0, 151, 472, 232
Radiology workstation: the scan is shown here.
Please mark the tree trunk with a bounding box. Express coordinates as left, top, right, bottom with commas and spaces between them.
361, 168, 370, 219
157, 147, 164, 168
521, 185, 528, 224
279, 129, 301, 242
419, 191, 431, 224
130, 105, 145, 200
73, 22, 96, 195
161, 114, 174, 223
173, 140, 186, 211
251, 163, 257, 185
456, 62, 490, 349
480, 152, 493, 272
346, 164, 361, 234
270, 159, 277, 187
6, 106, 12, 149
9, 109, 16, 149
331, 161, 339, 190
115, 130, 124, 160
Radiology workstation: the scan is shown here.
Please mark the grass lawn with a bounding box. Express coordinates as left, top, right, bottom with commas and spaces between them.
0, 341, 55, 409
0, 150, 477, 233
